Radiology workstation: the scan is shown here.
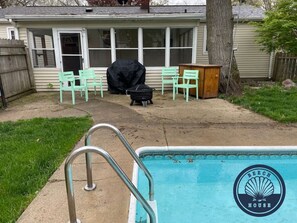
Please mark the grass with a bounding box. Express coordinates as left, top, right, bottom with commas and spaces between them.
0, 117, 92, 223
226, 85, 297, 123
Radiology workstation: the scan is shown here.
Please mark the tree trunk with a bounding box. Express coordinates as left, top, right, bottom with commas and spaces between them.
206, 0, 242, 95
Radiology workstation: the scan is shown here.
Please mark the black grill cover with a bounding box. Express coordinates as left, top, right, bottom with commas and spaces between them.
106, 59, 146, 94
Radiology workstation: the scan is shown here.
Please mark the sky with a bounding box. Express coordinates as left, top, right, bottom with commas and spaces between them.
167, 0, 206, 5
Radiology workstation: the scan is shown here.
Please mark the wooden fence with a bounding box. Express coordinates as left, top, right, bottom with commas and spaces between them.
273, 53, 297, 81
0, 39, 34, 108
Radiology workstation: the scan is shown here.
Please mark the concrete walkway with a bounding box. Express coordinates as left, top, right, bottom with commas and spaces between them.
1, 91, 297, 223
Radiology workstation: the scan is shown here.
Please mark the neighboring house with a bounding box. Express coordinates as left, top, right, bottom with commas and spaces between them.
0, 5, 272, 92
0, 9, 18, 40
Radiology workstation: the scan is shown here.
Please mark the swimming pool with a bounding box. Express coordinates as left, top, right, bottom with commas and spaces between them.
128, 146, 297, 223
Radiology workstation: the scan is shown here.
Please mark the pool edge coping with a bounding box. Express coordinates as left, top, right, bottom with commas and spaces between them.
127, 146, 297, 223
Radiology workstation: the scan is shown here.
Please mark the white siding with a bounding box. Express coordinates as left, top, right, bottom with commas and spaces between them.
0, 24, 9, 39
0, 23, 17, 39
234, 24, 270, 78
196, 25, 209, 64
19, 28, 28, 46
33, 67, 165, 92
144, 67, 163, 90
94, 67, 165, 91
33, 68, 60, 92
197, 23, 271, 78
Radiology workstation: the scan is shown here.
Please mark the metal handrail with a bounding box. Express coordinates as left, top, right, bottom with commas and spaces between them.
65, 146, 156, 223
84, 123, 155, 201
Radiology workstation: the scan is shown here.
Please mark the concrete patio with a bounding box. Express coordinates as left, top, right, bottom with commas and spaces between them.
1, 91, 297, 223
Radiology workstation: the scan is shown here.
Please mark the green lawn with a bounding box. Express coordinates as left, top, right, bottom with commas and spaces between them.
227, 85, 297, 123
0, 117, 92, 223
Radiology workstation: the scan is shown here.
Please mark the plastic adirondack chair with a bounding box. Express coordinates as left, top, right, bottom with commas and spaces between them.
173, 69, 199, 102
161, 67, 179, 95
58, 71, 88, 105
79, 69, 103, 98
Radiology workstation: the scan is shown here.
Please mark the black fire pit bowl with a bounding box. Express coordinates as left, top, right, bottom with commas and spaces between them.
126, 84, 154, 107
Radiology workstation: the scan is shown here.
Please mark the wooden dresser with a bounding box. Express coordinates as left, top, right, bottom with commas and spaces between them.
179, 64, 221, 99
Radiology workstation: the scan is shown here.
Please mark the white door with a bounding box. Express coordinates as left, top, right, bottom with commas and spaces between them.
58, 31, 85, 77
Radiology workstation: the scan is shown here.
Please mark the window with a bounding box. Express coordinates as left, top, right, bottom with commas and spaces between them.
170, 28, 193, 66
143, 29, 165, 66
88, 29, 111, 67
7, 27, 16, 40
85, 27, 195, 67
28, 29, 55, 68
115, 29, 138, 60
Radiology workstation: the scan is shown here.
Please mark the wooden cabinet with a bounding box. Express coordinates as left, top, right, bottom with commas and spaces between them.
179, 64, 221, 99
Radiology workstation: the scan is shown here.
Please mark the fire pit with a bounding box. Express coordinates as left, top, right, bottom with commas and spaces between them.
126, 84, 154, 107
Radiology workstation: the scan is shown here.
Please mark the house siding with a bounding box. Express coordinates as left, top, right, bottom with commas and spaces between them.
33, 67, 165, 92
30, 67, 175, 92
19, 27, 28, 45
197, 23, 270, 78
234, 24, 270, 78
196, 25, 208, 64
33, 68, 60, 91
0, 23, 8, 39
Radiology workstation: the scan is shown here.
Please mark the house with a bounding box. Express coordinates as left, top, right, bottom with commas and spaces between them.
0, 5, 272, 92
0, 9, 18, 40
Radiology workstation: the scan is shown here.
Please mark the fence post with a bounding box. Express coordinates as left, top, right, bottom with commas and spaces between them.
25, 47, 35, 90
0, 75, 7, 108
272, 52, 280, 81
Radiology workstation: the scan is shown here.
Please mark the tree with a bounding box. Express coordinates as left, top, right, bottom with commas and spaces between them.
55, 0, 85, 6
87, 0, 142, 6
87, 0, 168, 6
0, 0, 86, 7
206, 0, 241, 95
151, 0, 168, 5
0, 0, 167, 8
261, 0, 276, 10
87, 0, 117, 6
0, 0, 19, 7
255, 0, 297, 54
232, 0, 276, 11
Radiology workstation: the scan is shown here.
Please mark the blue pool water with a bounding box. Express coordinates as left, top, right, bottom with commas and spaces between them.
135, 154, 297, 223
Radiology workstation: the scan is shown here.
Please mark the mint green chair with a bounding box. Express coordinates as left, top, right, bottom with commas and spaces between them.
79, 69, 103, 98
161, 67, 179, 95
173, 70, 199, 102
59, 71, 88, 105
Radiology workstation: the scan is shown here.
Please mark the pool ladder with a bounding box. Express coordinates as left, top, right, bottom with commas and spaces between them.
64, 123, 157, 223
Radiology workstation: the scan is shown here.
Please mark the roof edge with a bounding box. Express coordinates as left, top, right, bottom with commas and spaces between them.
5, 13, 203, 21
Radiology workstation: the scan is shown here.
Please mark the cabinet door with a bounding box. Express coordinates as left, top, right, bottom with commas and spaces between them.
203, 68, 220, 98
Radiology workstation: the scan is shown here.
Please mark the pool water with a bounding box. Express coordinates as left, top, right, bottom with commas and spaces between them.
135, 154, 297, 223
